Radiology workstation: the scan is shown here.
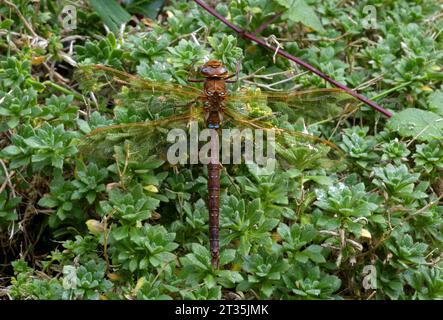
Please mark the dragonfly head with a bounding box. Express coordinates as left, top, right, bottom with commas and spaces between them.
200, 60, 228, 79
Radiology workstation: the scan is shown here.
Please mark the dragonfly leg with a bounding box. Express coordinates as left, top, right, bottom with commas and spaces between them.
188, 78, 204, 83
225, 73, 238, 83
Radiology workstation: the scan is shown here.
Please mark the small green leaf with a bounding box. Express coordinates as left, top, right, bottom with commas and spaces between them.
261, 281, 274, 297
1, 145, 21, 156
220, 249, 236, 266
139, 257, 149, 270
86, 192, 96, 204
304, 245, 326, 263
125, 0, 165, 19
89, 0, 131, 34
129, 259, 138, 272
0, 19, 14, 29
77, 119, 91, 134
278, 0, 325, 32
7, 118, 19, 128
38, 197, 58, 208
112, 226, 128, 241
428, 91, 443, 116
24, 137, 43, 148
305, 175, 333, 185
294, 252, 309, 263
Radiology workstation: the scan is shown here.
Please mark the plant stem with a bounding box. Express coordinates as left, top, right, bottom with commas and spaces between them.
43, 81, 84, 100
193, 0, 393, 118
368, 81, 413, 101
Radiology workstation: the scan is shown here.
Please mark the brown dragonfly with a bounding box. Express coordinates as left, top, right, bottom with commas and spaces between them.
78, 60, 359, 269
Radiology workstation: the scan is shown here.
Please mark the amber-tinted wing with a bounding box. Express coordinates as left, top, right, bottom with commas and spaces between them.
78, 64, 205, 121
221, 88, 360, 171
78, 113, 207, 163
77, 65, 205, 161
226, 88, 359, 124
222, 109, 346, 173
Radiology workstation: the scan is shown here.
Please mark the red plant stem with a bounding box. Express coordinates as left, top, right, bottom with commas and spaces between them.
194, 0, 393, 118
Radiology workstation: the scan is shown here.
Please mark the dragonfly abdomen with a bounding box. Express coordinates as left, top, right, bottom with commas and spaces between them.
207, 162, 220, 268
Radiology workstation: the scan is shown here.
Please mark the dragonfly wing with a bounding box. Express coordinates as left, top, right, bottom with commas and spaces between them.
223, 109, 346, 172
78, 64, 205, 119
76, 65, 207, 163
78, 112, 204, 163
226, 88, 360, 124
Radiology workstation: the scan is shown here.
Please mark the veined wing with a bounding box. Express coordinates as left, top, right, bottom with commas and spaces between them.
78, 64, 205, 120
223, 109, 346, 172
226, 88, 359, 124
78, 112, 204, 163
76, 65, 207, 163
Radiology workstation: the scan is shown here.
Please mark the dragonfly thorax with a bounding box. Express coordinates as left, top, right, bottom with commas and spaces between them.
203, 78, 227, 97
202, 66, 227, 129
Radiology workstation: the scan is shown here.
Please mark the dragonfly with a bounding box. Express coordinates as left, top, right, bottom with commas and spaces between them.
78, 60, 360, 269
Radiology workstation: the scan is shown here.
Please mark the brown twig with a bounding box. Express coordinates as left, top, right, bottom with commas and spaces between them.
0, 160, 16, 197
103, 215, 111, 274
193, 0, 393, 118
4, 0, 39, 38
